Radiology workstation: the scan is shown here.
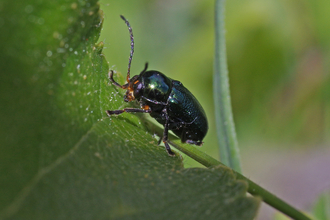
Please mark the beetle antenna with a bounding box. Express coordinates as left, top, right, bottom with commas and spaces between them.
141, 62, 148, 74
120, 15, 134, 82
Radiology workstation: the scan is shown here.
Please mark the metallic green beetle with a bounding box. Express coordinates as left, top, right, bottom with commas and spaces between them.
107, 15, 208, 156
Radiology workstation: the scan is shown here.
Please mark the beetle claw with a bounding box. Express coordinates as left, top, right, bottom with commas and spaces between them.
186, 140, 203, 146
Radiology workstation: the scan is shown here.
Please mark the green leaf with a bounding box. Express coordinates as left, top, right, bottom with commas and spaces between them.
1, 119, 259, 219
0, 0, 103, 210
312, 190, 330, 220
0, 0, 259, 219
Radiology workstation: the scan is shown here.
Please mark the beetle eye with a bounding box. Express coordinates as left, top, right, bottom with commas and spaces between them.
133, 81, 143, 98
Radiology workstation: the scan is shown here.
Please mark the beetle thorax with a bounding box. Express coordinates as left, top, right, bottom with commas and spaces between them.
139, 71, 172, 102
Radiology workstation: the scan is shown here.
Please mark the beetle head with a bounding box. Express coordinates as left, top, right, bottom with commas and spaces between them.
123, 63, 148, 102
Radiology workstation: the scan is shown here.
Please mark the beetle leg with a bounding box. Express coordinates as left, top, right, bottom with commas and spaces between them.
162, 115, 175, 156
109, 70, 129, 89
140, 96, 167, 105
157, 136, 163, 145
106, 108, 151, 116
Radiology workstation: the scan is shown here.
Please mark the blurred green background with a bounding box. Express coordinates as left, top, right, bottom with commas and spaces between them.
99, 0, 330, 218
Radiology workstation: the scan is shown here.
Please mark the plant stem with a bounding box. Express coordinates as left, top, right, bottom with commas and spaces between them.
214, 0, 241, 172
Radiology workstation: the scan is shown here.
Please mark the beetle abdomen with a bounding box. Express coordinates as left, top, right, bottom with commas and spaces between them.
167, 81, 208, 143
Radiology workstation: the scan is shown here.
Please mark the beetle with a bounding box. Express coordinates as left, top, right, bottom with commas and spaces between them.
107, 15, 208, 156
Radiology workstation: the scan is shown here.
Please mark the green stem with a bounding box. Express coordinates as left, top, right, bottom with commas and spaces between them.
213, 1, 311, 218
214, 0, 241, 172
